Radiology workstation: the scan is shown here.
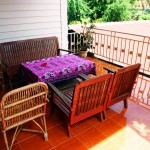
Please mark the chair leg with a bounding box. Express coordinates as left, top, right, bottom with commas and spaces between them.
50, 103, 55, 115
50, 93, 56, 115
42, 116, 48, 141
67, 123, 71, 137
3, 74, 12, 90
3, 72, 8, 88
124, 99, 128, 108
3, 72, 12, 89
3, 131, 9, 150
98, 112, 103, 122
3, 126, 21, 150
103, 110, 106, 120
8, 79, 13, 90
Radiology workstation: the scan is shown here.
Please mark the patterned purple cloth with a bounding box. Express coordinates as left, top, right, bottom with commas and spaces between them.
21, 54, 96, 83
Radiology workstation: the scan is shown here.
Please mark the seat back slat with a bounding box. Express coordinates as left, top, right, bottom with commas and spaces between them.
108, 63, 141, 106
70, 73, 113, 123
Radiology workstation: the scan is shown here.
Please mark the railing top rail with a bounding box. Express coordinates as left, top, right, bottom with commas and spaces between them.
94, 27, 150, 38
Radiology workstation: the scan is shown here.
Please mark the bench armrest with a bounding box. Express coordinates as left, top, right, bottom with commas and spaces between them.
59, 49, 79, 55
103, 67, 116, 73
1, 61, 9, 68
59, 49, 73, 54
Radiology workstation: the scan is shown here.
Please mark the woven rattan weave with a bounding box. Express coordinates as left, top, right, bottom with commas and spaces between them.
0, 82, 48, 150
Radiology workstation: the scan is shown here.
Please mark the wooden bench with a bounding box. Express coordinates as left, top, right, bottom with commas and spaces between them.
0, 36, 70, 89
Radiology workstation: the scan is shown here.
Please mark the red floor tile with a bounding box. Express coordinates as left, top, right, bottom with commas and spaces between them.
0, 58, 150, 150
54, 137, 87, 150
19, 135, 53, 150
47, 124, 71, 146
95, 118, 123, 138
76, 127, 106, 148
70, 120, 93, 136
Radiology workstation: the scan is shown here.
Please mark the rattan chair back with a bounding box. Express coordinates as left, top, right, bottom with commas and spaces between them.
0, 82, 48, 150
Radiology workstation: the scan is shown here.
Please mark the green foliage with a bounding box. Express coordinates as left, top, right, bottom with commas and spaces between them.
129, 0, 136, 4
138, 14, 150, 20
130, 8, 141, 20
69, 21, 81, 25
80, 23, 95, 51
92, 18, 104, 23
67, 0, 148, 24
144, 8, 150, 14
102, 0, 132, 22
87, 0, 112, 21
68, 0, 90, 24
68, 0, 76, 24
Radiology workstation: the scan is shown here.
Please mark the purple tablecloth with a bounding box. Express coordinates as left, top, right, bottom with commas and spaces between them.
21, 54, 96, 83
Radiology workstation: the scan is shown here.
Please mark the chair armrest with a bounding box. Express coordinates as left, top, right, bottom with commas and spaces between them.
103, 67, 116, 73
78, 73, 91, 80
47, 82, 71, 109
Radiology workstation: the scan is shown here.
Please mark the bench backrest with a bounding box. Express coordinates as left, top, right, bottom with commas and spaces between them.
0, 36, 59, 76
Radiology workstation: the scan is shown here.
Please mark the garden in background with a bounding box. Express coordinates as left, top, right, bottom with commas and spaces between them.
68, 0, 150, 24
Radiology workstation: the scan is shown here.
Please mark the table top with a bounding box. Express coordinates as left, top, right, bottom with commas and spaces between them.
21, 54, 96, 83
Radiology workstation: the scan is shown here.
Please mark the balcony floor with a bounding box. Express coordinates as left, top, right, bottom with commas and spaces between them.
0, 57, 150, 150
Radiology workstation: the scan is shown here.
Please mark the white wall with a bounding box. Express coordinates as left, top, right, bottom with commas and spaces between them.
0, 0, 68, 49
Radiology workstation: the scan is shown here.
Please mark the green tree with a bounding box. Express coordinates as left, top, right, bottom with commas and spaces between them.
68, 0, 90, 24
138, 13, 150, 20
102, 0, 132, 22
130, 0, 136, 4
68, 0, 76, 24
87, 0, 112, 21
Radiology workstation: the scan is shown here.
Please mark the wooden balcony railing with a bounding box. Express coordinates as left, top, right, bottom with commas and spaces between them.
132, 75, 150, 109
68, 28, 150, 76
91, 28, 150, 76
68, 28, 150, 109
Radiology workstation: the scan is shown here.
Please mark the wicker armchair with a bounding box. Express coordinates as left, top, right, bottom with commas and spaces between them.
48, 73, 113, 136
104, 63, 141, 108
0, 82, 48, 150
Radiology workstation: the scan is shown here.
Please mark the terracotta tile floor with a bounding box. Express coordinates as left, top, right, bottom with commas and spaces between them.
0, 57, 150, 150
